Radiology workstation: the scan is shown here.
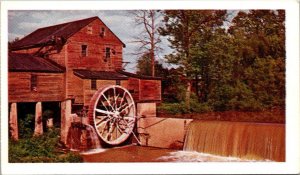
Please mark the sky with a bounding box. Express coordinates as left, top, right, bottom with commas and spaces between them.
8, 10, 174, 73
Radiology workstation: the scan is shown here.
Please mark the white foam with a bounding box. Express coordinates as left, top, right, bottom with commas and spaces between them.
157, 151, 272, 162
80, 148, 107, 155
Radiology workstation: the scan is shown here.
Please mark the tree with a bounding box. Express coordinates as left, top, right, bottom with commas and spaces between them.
136, 52, 169, 77
131, 10, 162, 77
159, 10, 227, 107
229, 10, 285, 108
160, 10, 285, 112
8, 37, 20, 51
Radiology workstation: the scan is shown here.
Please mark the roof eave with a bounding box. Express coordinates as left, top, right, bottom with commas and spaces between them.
73, 71, 128, 80
9, 69, 65, 73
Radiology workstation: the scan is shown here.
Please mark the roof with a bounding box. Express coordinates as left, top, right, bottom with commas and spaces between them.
9, 52, 65, 73
73, 69, 129, 80
118, 70, 162, 80
11, 16, 125, 50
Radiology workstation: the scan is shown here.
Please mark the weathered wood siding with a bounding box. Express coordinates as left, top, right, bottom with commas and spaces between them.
82, 79, 128, 106
8, 72, 64, 102
139, 80, 161, 101
127, 78, 140, 101
67, 19, 123, 71
126, 78, 161, 102
66, 70, 84, 104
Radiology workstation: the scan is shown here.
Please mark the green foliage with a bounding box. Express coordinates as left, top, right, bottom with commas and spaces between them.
136, 53, 168, 78
18, 114, 35, 138
160, 10, 285, 112
9, 128, 83, 163
158, 93, 212, 114
157, 102, 188, 114
189, 94, 212, 113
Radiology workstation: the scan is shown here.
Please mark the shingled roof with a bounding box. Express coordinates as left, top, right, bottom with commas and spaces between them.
73, 69, 128, 80
9, 53, 65, 73
118, 70, 161, 80
11, 16, 125, 50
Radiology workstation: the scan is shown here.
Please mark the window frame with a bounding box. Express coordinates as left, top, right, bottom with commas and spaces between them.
31, 74, 37, 91
116, 80, 121, 86
91, 79, 97, 90
87, 25, 93, 34
100, 27, 105, 37
105, 47, 111, 60
81, 45, 88, 57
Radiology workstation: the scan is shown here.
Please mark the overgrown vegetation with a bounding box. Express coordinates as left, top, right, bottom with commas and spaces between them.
9, 115, 82, 163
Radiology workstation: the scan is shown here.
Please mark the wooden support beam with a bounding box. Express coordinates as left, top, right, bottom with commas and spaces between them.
60, 99, 72, 144
34, 102, 43, 136
9, 103, 18, 140
47, 118, 54, 128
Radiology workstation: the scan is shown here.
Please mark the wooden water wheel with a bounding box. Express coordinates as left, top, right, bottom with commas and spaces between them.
88, 85, 136, 146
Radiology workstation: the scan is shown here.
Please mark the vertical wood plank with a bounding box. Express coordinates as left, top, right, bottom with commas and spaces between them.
34, 102, 43, 136
9, 103, 18, 140
60, 99, 72, 144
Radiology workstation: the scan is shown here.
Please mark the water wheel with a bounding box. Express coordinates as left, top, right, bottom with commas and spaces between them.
88, 85, 136, 146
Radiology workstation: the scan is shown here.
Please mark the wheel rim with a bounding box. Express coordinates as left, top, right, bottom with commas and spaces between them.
91, 85, 136, 145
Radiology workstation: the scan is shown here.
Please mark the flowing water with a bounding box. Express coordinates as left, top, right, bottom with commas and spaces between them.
67, 122, 101, 151
85, 124, 101, 149
183, 120, 285, 161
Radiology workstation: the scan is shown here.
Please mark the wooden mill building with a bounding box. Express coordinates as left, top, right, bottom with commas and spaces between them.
8, 16, 161, 142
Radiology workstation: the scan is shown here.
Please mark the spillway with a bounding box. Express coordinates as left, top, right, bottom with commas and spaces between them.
183, 120, 285, 161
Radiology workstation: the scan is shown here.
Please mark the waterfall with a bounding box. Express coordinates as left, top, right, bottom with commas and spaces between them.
183, 120, 285, 161
66, 122, 101, 151
85, 124, 101, 149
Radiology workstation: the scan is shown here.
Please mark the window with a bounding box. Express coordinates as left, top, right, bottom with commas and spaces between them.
91, 79, 97, 90
105, 47, 111, 61
81, 45, 87, 57
87, 26, 93, 34
31, 74, 37, 91
100, 27, 105, 37
116, 80, 121, 86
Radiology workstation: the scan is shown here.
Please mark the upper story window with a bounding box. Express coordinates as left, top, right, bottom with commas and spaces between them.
81, 45, 88, 57
100, 27, 106, 37
105, 47, 111, 62
87, 26, 93, 34
31, 74, 37, 91
116, 80, 121, 86
91, 79, 97, 90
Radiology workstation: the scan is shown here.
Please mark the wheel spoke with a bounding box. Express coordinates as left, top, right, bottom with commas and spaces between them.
119, 103, 134, 113
102, 93, 115, 112
119, 90, 126, 109
95, 116, 109, 126
117, 101, 128, 111
99, 120, 110, 134
95, 108, 114, 115
123, 116, 135, 121
100, 99, 109, 111
116, 123, 126, 134
105, 122, 115, 141
114, 93, 120, 109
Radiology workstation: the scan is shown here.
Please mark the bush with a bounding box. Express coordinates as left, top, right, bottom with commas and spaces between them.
9, 128, 82, 163
158, 93, 212, 114
189, 93, 212, 113
18, 114, 35, 138
208, 82, 265, 112
157, 102, 188, 114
